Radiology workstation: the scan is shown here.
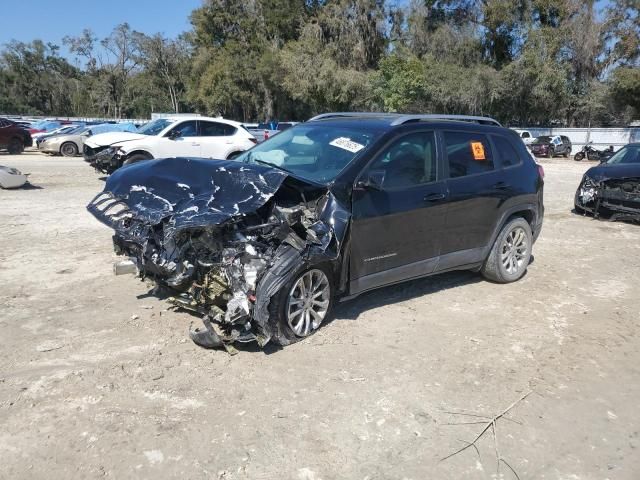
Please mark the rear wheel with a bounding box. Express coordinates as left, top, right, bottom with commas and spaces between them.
268, 265, 334, 346
574, 152, 585, 161
8, 138, 23, 154
60, 142, 78, 157
481, 217, 532, 283
226, 151, 243, 160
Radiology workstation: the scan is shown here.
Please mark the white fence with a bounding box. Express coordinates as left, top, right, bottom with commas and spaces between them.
518, 127, 640, 154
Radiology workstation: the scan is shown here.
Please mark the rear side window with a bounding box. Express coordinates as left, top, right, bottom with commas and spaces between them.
521, 131, 530, 138
444, 131, 494, 178
492, 135, 522, 167
200, 121, 237, 136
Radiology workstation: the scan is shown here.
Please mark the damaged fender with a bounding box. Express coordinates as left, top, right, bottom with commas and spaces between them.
87, 157, 350, 349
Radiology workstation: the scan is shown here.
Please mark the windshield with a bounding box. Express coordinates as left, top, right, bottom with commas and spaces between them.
606, 145, 640, 165
137, 118, 175, 136
237, 124, 380, 184
533, 136, 552, 144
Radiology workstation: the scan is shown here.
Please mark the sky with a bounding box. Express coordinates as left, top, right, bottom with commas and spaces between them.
0, 0, 203, 56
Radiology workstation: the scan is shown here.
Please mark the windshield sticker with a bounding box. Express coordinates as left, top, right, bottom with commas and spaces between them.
470, 141, 486, 161
330, 137, 365, 153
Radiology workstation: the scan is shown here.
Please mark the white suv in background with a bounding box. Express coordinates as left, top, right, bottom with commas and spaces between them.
84, 116, 257, 173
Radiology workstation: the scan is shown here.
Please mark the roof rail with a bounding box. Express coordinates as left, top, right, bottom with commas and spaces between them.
307, 112, 398, 122
390, 114, 501, 127
308, 112, 502, 127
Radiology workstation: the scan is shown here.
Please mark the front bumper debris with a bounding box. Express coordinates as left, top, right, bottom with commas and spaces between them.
87, 158, 350, 352
575, 176, 640, 222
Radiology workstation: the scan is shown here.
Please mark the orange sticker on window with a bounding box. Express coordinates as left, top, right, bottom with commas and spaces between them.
471, 141, 486, 161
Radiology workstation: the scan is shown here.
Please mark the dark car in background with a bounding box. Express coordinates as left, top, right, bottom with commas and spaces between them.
529, 135, 572, 158
88, 112, 544, 350
575, 143, 640, 221
0, 118, 33, 154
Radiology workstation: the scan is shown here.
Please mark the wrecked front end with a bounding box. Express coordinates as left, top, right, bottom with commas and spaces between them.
84, 145, 122, 173
87, 158, 349, 352
575, 175, 640, 222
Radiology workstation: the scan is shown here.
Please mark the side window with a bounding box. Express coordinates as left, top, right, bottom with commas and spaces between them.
522, 131, 530, 139
444, 131, 494, 178
167, 120, 198, 138
493, 135, 522, 167
367, 131, 437, 189
200, 121, 237, 137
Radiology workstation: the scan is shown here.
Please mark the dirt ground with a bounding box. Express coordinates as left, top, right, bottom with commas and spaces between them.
1, 152, 639, 480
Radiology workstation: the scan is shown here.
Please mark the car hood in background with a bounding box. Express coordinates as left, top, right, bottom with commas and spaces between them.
585, 163, 640, 181
85, 132, 147, 148
42, 134, 86, 144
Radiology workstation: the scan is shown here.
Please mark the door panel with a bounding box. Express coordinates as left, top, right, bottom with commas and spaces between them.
441, 130, 503, 255
198, 121, 237, 159
160, 120, 200, 157
350, 130, 447, 287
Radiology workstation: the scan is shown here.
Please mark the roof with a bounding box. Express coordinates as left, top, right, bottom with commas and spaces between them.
154, 115, 243, 127
308, 112, 501, 127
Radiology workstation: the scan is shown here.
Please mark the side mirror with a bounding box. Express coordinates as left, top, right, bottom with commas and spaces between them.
168, 129, 181, 140
358, 170, 385, 190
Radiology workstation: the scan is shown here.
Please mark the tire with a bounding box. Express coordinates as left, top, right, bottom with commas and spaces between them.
481, 217, 533, 284
574, 152, 585, 161
226, 151, 242, 160
268, 264, 335, 346
123, 153, 152, 166
7, 138, 23, 154
60, 142, 78, 157
546, 148, 553, 158
563, 150, 569, 158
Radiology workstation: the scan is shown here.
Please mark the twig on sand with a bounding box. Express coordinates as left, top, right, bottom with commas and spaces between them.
441, 390, 532, 478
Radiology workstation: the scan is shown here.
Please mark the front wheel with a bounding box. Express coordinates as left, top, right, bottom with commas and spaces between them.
60, 142, 78, 157
268, 265, 334, 346
123, 153, 152, 166
481, 217, 532, 283
574, 152, 585, 161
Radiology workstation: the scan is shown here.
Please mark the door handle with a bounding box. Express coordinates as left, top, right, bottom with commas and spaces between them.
492, 181, 510, 190
424, 193, 446, 202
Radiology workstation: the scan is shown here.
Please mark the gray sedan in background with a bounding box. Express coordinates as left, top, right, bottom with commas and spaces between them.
39, 127, 92, 156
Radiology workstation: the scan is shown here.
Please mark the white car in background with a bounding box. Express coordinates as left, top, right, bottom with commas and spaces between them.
84, 116, 258, 174
513, 129, 536, 145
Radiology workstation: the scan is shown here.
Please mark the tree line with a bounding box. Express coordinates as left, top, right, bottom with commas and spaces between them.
1, 0, 639, 126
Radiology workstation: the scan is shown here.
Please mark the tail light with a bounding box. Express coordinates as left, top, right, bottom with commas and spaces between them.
264, 130, 269, 140
537, 163, 545, 179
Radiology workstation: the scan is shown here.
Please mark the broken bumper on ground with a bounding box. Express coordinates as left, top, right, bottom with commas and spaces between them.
575, 175, 640, 222
87, 157, 349, 351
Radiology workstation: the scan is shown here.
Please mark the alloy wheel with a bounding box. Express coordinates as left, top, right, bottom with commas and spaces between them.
286, 269, 331, 337
501, 227, 528, 275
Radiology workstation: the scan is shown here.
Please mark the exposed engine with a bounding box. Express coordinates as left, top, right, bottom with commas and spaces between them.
87, 158, 350, 352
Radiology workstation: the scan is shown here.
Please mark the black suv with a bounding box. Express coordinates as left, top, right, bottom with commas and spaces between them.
88, 113, 544, 350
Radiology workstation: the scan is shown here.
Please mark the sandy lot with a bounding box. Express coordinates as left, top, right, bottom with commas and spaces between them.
1, 152, 639, 480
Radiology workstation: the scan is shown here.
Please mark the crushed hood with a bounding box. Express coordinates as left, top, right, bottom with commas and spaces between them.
85, 132, 148, 148
585, 163, 640, 182
90, 157, 288, 229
